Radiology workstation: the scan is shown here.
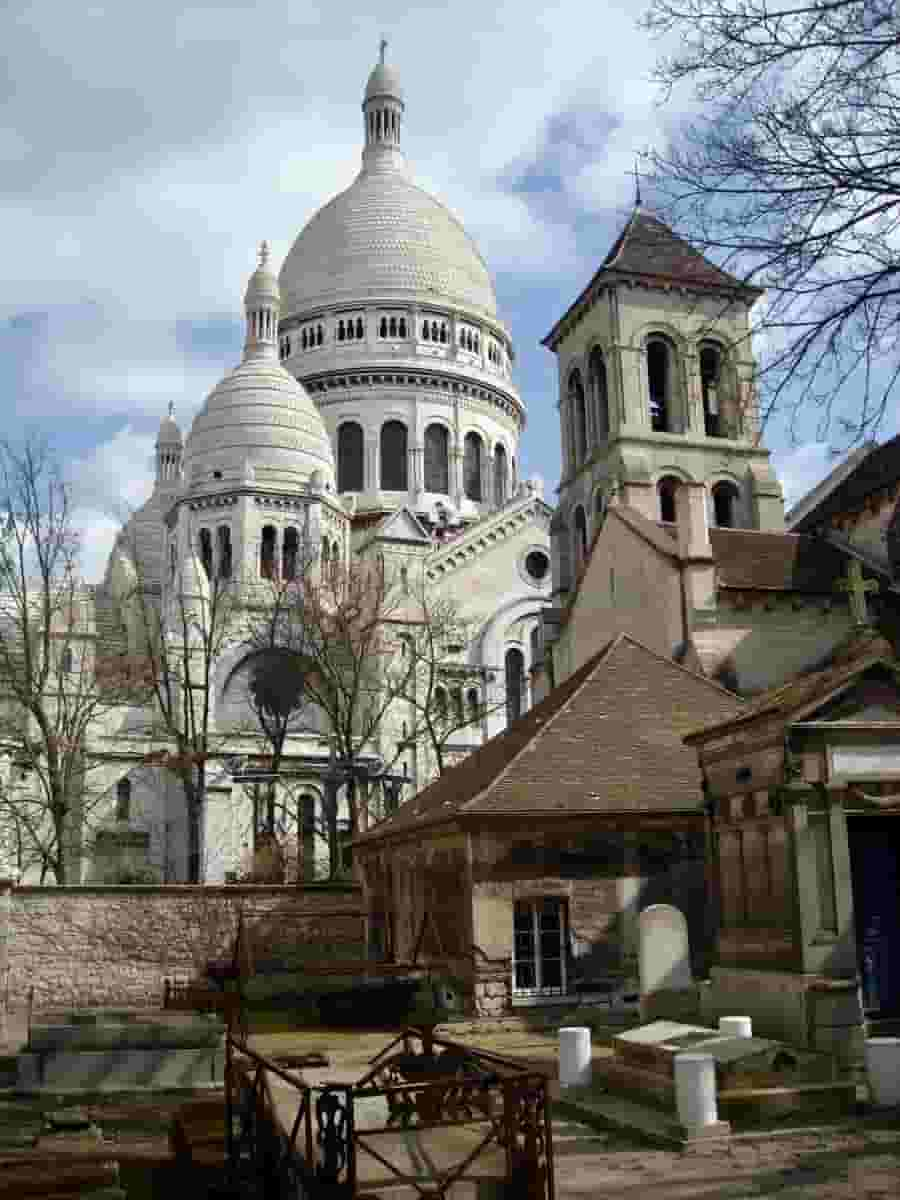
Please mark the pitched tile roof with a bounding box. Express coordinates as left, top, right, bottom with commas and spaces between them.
543, 208, 761, 350
356, 634, 744, 845
790, 434, 900, 532
684, 637, 896, 744
709, 527, 853, 593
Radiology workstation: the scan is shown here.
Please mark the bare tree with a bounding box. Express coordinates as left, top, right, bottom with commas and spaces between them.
395, 572, 503, 778
641, 0, 900, 444
0, 437, 133, 882
124, 539, 244, 884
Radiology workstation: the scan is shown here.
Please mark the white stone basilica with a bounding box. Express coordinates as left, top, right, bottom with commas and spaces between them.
3, 50, 552, 884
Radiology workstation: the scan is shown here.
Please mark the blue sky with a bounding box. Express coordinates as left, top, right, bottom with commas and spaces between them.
2, 1, 886, 580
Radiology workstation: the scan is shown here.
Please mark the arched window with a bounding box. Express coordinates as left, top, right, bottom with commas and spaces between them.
282, 527, 299, 581
439, 323, 447, 344
424, 424, 449, 493
337, 422, 364, 493
337, 320, 345, 342
712, 481, 739, 528
589, 347, 609, 443
700, 343, 723, 437
379, 317, 387, 338
431, 320, 439, 341
198, 528, 213, 579
302, 330, 308, 350
321, 539, 330, 565
422, 320, 430, 340
356, 317, 364, 339
467, 688, 481, 724
463, 432, 483, 501
399, 317, 407, 338
493, 443, 508, 506
116, 777, 131, 823
316, 325, 323, 346
453, 689, 465, 725
595, 490, 606, 521
574, 505, 588, 567
332, 539, 339, 561
658, 476, 679, 524
569, 370, 587, 464
433, 687, 448, 725
260, 526, 276, 579
217, 526, 232, 580
389, 316, 397, 337
505, 648, 525, 727
647, 338, 671, 432
60, 646, 73, 674
380, 421, 408, 491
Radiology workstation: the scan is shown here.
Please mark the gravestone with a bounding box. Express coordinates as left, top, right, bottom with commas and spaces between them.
639, 904, 696, 1023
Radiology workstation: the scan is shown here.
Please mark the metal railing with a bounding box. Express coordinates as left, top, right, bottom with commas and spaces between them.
224, 1025, 554, 1199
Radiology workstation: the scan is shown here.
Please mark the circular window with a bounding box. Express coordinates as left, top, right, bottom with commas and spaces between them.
524, 550, 550, 582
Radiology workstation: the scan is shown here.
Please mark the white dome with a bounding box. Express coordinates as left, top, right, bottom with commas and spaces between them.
184, 358, 335, 489
365, 61, 404, 103
279, 168, 498, 319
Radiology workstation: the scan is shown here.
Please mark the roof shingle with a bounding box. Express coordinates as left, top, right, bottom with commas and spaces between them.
356, 634, 744, 845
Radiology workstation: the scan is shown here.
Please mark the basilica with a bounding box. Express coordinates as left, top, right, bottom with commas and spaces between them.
1, 50, 553, 885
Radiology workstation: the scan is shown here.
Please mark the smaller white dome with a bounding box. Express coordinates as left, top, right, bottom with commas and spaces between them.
158, 402, 183, 446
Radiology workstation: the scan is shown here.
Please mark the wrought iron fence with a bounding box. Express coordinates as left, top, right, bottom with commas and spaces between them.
224, 1026, 554, 1199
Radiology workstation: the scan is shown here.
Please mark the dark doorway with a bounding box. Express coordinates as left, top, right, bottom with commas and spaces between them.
848, 817, 900, 1015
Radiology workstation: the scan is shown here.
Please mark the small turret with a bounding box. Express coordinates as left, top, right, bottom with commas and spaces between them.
362, 40, 405, 173
243, 241, 280, 360
156, 402, 183, 489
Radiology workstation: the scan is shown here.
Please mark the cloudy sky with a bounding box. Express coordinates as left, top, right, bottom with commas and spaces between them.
2, 1, 880, 581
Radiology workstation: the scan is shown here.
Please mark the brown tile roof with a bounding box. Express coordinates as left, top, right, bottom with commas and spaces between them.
356, 634, 744, 845
791, 435, 900, 532
543, 209, 761, 349
684, 639, 896, 744
709, 527, 853, 593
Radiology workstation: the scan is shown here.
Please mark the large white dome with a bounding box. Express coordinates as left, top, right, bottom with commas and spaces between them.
279, 169, 497, 320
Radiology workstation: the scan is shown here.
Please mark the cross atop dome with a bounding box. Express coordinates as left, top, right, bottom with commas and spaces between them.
379, 36, 387, 64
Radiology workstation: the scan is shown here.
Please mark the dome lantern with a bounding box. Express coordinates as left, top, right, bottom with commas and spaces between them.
156, 401, 183, 490
243, 240, 280, 360
362, 40, 405, 173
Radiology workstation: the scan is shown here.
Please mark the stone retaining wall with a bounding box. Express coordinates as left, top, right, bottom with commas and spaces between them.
2, 883, 364, 1011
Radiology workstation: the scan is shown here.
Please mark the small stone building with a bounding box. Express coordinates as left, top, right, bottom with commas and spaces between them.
684, 630, 900, 1064
354, 633, 743, 1016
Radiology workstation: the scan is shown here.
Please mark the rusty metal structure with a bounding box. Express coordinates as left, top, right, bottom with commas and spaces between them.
223, 1025, 554, 1199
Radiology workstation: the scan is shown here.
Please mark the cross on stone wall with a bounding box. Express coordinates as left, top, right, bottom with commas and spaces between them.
836, 558, 880, 625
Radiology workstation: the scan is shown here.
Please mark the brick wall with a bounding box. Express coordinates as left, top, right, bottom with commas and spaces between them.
3, 883, 364, 1012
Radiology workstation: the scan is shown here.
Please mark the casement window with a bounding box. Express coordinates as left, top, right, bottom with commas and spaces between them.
512, 897, 567, 997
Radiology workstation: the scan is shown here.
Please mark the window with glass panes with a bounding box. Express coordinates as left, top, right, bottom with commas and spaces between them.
512, 897, 567, 995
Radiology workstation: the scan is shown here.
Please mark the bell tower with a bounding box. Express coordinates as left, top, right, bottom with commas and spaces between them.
542, 202, 784, 600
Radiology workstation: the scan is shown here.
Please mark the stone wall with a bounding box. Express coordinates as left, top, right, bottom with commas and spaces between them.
4, 883, 364, 1012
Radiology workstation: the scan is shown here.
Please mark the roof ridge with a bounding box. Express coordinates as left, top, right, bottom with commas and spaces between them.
612, 632, 746, 702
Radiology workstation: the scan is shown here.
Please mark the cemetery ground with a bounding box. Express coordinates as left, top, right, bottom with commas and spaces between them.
2, 1005, 900, 1197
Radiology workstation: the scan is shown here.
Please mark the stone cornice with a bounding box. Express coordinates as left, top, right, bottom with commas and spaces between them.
425, 495, 552, 584
300, 366, 525, 430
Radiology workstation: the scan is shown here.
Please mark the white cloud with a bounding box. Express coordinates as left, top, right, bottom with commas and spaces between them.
770, 442, 838, 512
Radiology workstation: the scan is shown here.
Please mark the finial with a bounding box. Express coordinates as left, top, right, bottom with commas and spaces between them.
379, 36, 388, 64
257, 240, 270, 269
633, 160, 642, 208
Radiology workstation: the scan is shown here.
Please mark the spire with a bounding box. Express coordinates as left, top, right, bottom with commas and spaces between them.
362, 43, 405, 173
243, 240, 280, 360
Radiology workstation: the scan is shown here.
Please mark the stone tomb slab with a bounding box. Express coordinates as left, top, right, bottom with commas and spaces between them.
612, 1020, 786, 1085
17, 1008, 226, 1092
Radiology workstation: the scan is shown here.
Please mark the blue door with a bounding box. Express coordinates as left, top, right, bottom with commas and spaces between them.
848, 819, 900, 1015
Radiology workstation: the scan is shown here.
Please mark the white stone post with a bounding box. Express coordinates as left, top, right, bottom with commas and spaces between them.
674, 1053, 718, 1131
719, 1016, 752, 1038
559, 1026, 591, 1088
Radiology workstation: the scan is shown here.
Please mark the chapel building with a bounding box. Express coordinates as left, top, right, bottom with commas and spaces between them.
0, 51, 552, 886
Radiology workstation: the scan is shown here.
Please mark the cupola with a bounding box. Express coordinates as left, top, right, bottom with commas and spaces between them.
362, 40, 405, 173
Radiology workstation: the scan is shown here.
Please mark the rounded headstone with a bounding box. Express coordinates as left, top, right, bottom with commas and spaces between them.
559, 1026, 591, 1088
